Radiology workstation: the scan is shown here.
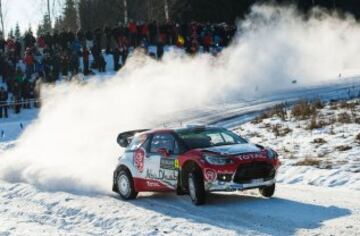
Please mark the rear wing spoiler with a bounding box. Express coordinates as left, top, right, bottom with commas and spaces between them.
117, 129, 149, 148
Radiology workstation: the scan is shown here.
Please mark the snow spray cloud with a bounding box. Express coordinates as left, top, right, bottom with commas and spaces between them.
1, 4, 360, 194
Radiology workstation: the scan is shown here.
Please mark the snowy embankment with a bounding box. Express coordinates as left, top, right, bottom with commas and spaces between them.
235, 99, 360, 190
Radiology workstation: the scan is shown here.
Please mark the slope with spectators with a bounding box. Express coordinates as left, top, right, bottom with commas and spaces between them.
0, 21, 236, 119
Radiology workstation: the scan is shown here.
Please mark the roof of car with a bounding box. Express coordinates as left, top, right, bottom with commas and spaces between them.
140, 125, 220, 135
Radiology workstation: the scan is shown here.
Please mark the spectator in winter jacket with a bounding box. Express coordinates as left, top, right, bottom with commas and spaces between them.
24, 50, 34, 79
104, 26, 112, 54
15, 39, 22, 59
82, 47, 90, 75
12, 80, 22, 114
50, 52, 61, 81
0, 86, 8, 118
69, 51, 80, 76
95, 28, 103, 48
60, 50, 69, 78
70, 38, 81, 54
59, 30, 69, 50
98, 54, 106, 73
85, 30, 94, 49
128, 20, 138, 47
112, 47, 121, 71
37, 35, 46, 51
22, 79, 32, 109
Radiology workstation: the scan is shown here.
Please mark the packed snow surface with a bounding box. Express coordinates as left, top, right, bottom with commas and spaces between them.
0, 181, 359, 236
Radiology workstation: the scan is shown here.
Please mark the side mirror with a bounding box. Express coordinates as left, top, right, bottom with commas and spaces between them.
157, 148, 170, 157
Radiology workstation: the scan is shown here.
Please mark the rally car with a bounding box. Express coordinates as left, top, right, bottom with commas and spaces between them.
113, 125, 280, 205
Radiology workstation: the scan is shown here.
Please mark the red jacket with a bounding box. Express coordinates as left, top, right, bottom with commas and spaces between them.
24, 54, 34, 65
203, 35, 212, 47
128, 22, 137, 34
37, 36, 46, 48
6, 39, 15, 50
141, 24, 149, 36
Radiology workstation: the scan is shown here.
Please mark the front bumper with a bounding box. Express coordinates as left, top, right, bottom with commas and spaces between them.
206, 178, 276, 192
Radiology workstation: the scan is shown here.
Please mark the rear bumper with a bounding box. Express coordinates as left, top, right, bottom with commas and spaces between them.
206, 178, 275, 192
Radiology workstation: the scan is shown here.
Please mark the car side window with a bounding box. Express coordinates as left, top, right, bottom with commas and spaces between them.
128, 134, 147, 151
150, 133, 178, 154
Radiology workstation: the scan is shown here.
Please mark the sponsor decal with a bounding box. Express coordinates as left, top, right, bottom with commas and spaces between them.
160, 157, 177, 170
146, 169, 178, 181
237, 153, 267, 161
204, 168, 217, 182
134, 148, 145, 173
146, 180, 161, 187
174, 159, 180, 169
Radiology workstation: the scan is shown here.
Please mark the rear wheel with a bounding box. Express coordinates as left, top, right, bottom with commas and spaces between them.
188, 171, 206, 205
259, 183, 275, 198
116, 169, 138, 200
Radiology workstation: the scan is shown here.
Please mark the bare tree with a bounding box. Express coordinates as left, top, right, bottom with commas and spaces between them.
47, 0, 51, 22
123, 0, 128, 24
164, 0, 169, 21
0, 0, 5, 37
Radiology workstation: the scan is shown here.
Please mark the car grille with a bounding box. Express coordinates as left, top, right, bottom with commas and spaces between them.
233, 162, 275, 184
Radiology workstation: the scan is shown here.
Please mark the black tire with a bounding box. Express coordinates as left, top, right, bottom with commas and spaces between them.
188, 171, 206, 205
176, 186, 187, 195
116, 169, 138, 200
176, 173, 188, 195
259, 183, 276, 198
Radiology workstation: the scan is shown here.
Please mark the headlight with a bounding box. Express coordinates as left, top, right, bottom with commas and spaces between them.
204, 155, 233, 165
266, 148, 278, 159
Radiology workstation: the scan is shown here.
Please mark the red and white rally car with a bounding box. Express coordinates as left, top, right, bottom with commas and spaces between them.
113, 125, 280, 205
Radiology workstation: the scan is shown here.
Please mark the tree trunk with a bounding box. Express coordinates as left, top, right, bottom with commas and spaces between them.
164, 0, 169, 22
0, 0, 4, 38
123, 0, 128, 24
47, 0, 51, 25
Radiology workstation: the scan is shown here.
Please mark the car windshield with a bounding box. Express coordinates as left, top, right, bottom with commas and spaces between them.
176, 127, 247, 149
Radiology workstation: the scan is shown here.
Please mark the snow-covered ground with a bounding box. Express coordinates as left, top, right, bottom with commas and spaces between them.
0, 180, 359, 236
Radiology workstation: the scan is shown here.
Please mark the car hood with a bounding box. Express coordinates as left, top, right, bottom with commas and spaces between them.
201, 143, 262, 155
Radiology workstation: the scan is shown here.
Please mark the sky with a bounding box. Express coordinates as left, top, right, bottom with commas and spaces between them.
3, 0, 63, 35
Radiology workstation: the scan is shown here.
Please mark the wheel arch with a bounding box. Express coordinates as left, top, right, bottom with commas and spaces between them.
179, 160, 203, 191
113, 164, 134, 192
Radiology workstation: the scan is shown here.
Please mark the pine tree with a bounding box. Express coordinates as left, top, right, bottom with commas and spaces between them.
36, 25, 43, 37
14, 23, 21, 39
62, 0, 79, 32
8, 28, 14, 39
54, 17, 63, 32
27, 24, 33, 34
37, 14, 52, 36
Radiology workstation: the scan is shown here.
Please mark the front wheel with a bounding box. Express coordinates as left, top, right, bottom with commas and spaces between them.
259, 183, 276, 198
116, 169, 138, 200
188, 171, 206, 205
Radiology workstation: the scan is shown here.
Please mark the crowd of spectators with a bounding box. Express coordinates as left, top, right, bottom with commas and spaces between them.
0, 21, 237, 118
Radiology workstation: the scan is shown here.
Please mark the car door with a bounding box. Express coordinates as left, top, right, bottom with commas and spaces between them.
145, 132, 180, 190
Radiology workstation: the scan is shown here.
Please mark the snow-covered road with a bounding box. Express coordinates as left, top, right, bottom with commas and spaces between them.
1, 78, 360, 235
0, 181, 359, 236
